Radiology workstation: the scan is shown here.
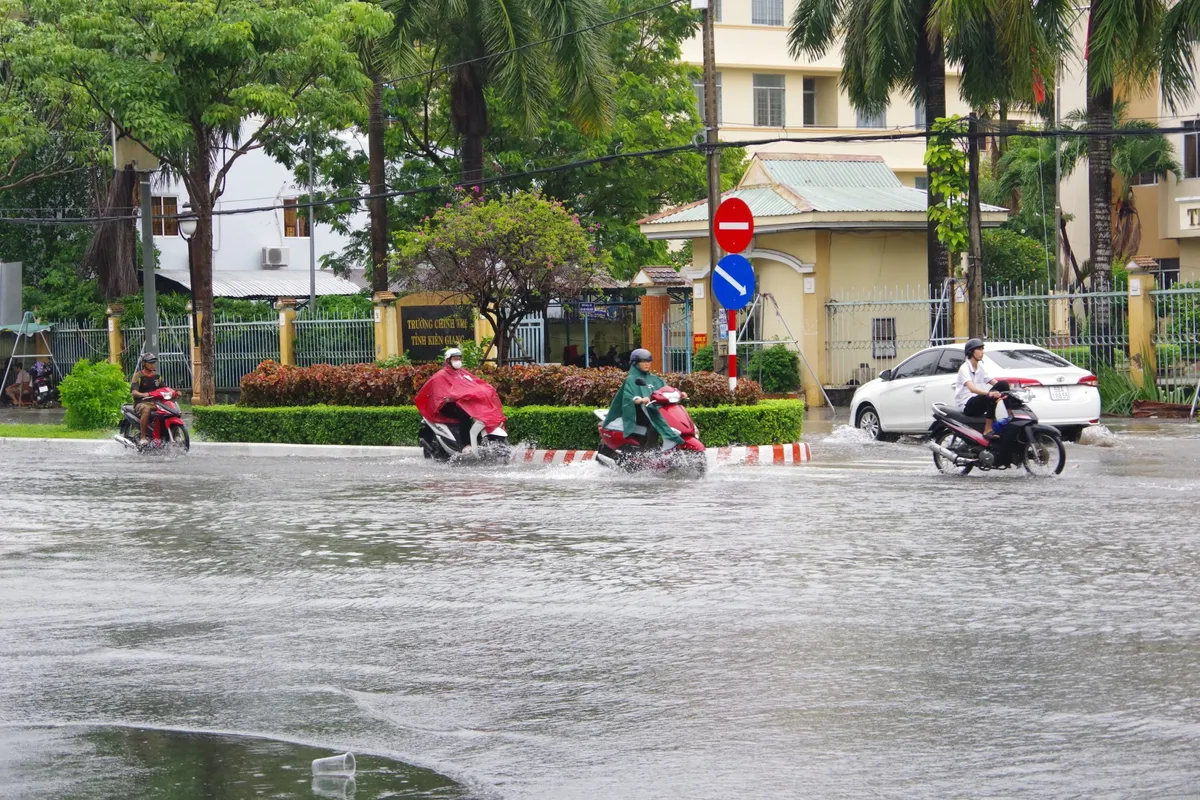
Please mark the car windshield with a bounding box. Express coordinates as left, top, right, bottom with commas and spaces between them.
987, 348, 1072, 369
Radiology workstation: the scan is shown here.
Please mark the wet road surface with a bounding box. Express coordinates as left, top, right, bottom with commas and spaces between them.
2, 423, 1199, 798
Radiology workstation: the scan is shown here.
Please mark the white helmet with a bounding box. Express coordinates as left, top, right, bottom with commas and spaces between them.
444, 347, 463, 363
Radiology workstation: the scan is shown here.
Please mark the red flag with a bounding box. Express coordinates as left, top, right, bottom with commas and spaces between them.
1033, 69, 1046, 104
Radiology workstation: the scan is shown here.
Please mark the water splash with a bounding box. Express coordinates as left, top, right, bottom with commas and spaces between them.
1079, 424, 1119, 447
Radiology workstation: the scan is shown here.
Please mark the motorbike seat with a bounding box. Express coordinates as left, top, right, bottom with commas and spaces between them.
941, 407, 987, 427
121, 404, 136, 415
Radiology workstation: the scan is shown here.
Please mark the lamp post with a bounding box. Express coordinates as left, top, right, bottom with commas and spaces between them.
177, 204, 199, 343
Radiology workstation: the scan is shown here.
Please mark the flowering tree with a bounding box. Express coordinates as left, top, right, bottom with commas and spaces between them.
398, 191, 602, 364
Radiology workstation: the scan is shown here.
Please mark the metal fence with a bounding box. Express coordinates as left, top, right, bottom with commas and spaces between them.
982, 282, 1128, 362
295, 310, 375, 367
214, 314, 279, 391
122, 317, 194, 390
663, 299, 692, 373
825, 286, 949, 387
48, 321, 109, 376
511, 311, 545, 364
1151, 286, 1200, 397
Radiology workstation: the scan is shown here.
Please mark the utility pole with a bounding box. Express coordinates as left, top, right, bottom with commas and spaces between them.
699, 0, 722, 370
1054, 57, 1064, 290
140, 172, 157, 357
308, 130, 317, 310
967, 113, 984, 337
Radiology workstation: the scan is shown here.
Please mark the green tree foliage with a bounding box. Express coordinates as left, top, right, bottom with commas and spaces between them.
58, 359, 129, 429
24, 0, 392, 404
746, 344, 801, 393
397, 192, 602, 363
981, 228, 1051, 286
925, 117, 969, 264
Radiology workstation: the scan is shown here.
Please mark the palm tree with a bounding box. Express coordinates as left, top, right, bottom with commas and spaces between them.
789, 0, 949, 294
408, 0, 613, 187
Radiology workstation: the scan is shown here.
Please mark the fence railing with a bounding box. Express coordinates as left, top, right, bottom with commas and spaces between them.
982, 282, 1129, 362
1151, 286, 1200, 396
294, 310, 375, 367
214, 315, 279, 391
48, 321, 109, 376
511, 310, 545, 364
122, 317, 194, 391
825, 286, 949, 387
663, 299, 692, 374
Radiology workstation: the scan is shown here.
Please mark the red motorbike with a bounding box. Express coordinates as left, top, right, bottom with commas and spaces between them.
594, 380, 707, 476
114, 386, 190, 452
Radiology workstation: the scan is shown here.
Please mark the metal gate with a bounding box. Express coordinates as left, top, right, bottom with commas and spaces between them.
662, 298, 692, 373
121, 317, 194, 390
825, 286, 948, 387
511, 311, 545, 363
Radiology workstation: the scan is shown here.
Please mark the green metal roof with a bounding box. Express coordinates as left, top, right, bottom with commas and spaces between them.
758, 157, 903, 188
650, 186, 804, 225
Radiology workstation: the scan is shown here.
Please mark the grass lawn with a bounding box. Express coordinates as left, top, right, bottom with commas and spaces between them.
0, 423, 109, 439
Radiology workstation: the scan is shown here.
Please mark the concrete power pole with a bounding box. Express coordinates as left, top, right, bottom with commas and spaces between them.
967, 114, 984, 337
699, 0, 722, 370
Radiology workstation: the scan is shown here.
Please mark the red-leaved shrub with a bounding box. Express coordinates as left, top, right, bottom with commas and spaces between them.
239, 361, 761, 408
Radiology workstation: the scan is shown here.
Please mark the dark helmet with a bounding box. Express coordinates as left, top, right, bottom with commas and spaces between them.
141, 354, 158, 365
629, 348, 652, 365
964, 337, 985, 357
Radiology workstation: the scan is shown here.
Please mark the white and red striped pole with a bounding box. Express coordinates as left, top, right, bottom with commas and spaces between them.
727, 309, 737, 390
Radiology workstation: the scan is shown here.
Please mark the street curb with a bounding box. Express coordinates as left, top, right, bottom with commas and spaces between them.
0, 437, 814, 464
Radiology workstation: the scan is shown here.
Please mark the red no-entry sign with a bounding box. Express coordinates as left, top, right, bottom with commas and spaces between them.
713, 197, 754, 253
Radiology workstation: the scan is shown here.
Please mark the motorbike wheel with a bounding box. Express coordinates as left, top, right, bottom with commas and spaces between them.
167, 423, 190, 453
1023, 431, 1065, 476
932, 429, 974, 476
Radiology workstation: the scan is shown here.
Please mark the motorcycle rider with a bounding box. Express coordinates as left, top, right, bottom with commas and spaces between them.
955, 338, 1009, 438
602, 348, 686, 450
130, 354, 165, 446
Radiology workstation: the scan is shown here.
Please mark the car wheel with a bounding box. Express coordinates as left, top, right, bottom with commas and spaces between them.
1058, 425, 1082, 443
856, 405, 897, 442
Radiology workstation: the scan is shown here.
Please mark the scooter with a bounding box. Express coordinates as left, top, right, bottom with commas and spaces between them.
419, 404, 511, 463
114, 386, 190, 452
926, 388, 1065, 476
594, 379, 707, 476
31, 373, 56, 408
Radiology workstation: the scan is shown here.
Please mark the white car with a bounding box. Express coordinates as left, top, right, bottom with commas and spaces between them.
849, 342, 1101, 442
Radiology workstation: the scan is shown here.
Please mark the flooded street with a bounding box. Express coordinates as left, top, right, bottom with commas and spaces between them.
2, 425, 1200, 799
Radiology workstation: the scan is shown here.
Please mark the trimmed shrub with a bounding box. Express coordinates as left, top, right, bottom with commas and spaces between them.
745, 344, 801, 393
238, 361, 763, 408
693, 345, 714, 372
58, 359, 130, 430
193, 400, 804, 449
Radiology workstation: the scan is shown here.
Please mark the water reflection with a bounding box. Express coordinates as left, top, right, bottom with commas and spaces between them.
0, 726, 466, 800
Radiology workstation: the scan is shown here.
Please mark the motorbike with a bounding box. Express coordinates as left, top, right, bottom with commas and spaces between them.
418, 404, 511, 464
31, 372, 56, 408
594, 379, 707, 476
926, 388, 1065, 476
114, 385, 190, 452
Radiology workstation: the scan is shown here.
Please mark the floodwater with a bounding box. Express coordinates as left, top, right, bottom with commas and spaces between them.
2, 424, 1200, 799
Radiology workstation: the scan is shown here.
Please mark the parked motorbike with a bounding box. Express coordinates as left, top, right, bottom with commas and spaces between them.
926, 389, 1065, 476
418, 405, 511, 463
594, 379, 707, 476
31, 373, 56, 408
114, 386, 190, 452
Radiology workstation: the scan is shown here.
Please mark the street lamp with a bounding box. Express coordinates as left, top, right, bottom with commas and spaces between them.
177, 204, 199, 343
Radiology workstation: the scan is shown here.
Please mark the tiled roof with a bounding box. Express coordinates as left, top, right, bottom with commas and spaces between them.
632, 266, 691, 287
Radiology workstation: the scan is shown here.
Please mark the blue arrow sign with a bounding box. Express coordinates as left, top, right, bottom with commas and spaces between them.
712, 254, 755, 311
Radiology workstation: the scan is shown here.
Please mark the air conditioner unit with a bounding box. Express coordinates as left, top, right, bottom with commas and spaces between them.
262, 246, 290, 268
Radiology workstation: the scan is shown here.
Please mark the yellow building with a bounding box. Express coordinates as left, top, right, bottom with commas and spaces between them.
681, 0, 972, 187
639, 153, 1006, 407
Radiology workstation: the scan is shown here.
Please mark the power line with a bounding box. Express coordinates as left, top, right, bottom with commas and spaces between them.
0, 123, 1195, 227
389, 0, 690, 85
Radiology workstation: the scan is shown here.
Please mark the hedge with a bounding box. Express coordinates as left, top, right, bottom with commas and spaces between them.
193, 400, 805, 450
239, 360, 763, 408
1051, 344, 1183, 371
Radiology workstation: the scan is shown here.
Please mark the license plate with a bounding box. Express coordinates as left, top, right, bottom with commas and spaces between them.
1049, 386, 1069, 401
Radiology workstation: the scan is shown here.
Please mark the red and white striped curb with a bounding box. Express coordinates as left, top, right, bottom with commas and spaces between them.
516, 442, 811, 466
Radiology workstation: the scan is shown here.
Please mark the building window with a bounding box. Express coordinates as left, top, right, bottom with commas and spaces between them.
803, 78, 817, 126
857, 108, 886, 129
283, 198, 310, 238
1157, 258, 1180, 289
1129, 171, 1159, 186
753, 74, 785, 128
914, 99, 925, 129
751, 0, 784, 25
914, 176, 928, 192
693, 72, 722, 124
150, 196, 177, 237
1184, 120, 1199, 179
872, 318, 897, 359
712, 0, 720, 21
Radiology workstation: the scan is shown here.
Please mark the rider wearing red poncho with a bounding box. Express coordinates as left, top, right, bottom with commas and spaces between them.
414, 347, 506, 435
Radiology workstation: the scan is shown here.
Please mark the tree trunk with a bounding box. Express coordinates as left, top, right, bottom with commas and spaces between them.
450, 65, 488, 189
1087, 73, 1115, 363
967, 114, 984, 337
82, 166, 140, 299
367, 70, 390, 293
189, 141, 216, 406
1059, 215, 1082, 287
920, 11, 950, 341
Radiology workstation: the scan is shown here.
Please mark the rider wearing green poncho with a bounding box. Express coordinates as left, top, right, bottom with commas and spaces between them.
602, 348, 685, 448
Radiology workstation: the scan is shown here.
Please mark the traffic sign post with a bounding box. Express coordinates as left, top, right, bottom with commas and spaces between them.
714, 197, 754, 253
713, 253, 755, 391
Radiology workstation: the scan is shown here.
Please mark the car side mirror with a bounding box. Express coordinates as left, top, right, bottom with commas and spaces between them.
635, 378, 647, 386
879, 369, 892, 381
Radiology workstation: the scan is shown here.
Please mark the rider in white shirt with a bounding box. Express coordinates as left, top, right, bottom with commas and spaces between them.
954, 338, 1009, 438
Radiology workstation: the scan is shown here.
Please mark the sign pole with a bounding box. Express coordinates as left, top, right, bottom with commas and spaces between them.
727, 309, 737, 390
